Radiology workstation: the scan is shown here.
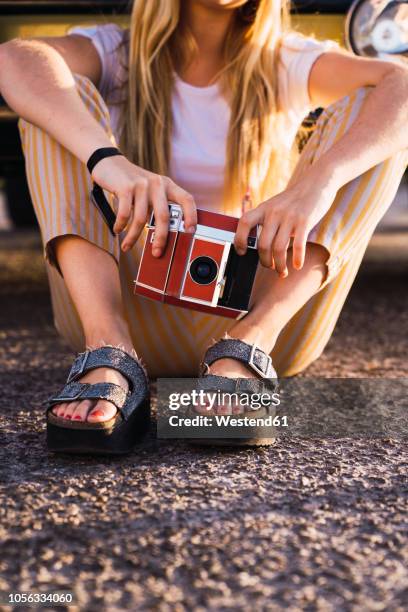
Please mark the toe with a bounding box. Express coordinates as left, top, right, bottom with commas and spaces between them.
71, 399, 94, 422
194, 398, 215, 416
63, 401, 79, 420
232, 401, 244, 415
215, 402, 232, 416
53, 402, 67, 418
87, 400, 117, 423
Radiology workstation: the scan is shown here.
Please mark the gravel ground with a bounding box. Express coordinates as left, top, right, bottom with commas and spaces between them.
0, 229, 407, 611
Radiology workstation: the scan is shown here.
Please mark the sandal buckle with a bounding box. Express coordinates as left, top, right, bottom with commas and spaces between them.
67, 350, 90, 383
248, 344, 272, 379
52, 383, 90, 403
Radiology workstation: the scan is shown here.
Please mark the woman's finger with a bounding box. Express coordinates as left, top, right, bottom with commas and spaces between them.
273, 221, 293, 277
257, 218, 280, 268
114, 189, 133, 234
292, 223, 309, 270
149, 177, 170, 257
165, 179, 197, 233
122, 178, 149, 251
234, 208, 262, 255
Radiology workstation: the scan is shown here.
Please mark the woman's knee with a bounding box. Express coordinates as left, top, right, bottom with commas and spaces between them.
18, 74, 115, 220
297, 86, 374, 170
72, 73, 113, 132
19, 73, 113, 142
318, 85, 374, 133
17, 75, 120, 273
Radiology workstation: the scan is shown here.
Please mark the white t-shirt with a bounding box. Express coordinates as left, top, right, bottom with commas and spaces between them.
69, 24, 339, 212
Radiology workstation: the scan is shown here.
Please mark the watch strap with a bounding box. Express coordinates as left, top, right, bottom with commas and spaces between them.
91, 183, 117, 236
86, 147, 123, 174
86, 147, 123, 235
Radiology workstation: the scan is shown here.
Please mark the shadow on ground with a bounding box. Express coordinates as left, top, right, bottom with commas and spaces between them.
0, 230, 407, 611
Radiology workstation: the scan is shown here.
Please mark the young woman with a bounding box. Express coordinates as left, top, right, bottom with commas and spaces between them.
0, 0, 407, 453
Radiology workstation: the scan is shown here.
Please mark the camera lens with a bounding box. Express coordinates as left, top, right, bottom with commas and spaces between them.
189, 256, 218, 285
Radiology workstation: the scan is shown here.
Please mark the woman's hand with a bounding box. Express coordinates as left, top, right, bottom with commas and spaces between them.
234, 174, 337, 277
92, 155, 197, 256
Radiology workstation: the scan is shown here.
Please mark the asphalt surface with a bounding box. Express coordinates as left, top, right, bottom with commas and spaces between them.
0, 229, 407, 611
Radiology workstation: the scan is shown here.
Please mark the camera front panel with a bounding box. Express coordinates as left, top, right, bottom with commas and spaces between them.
180, 237, 230, 306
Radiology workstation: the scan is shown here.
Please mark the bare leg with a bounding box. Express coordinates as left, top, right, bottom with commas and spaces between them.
209, 243, 328, 377
51, 235, 136, 422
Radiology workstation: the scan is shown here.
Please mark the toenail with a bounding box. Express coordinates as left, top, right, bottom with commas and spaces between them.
90, 410, 104, 418
73, 415, 82, 420
65, 414, 72, 419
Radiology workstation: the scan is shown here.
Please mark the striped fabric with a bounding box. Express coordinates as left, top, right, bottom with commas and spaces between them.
18, 76, 407, 378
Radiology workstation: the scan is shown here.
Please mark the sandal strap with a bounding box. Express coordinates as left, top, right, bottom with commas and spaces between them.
46, 381, 128, 414
67, 346, 146, 391
200, 338, 277, 380
197, 374, 277, 395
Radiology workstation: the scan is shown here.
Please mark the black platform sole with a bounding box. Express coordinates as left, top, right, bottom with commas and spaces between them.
46, 398, 151, 455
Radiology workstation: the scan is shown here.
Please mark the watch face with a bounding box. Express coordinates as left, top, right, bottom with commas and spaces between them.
346, 0, 408, 59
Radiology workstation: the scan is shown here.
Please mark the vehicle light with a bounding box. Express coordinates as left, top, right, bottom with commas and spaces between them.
345, 0, 408, 61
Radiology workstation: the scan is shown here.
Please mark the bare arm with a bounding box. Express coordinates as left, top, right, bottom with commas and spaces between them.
235, 53, 408, 275
308, 52, 408, 188
0, 35, 111, 162
0, 35, 196, 251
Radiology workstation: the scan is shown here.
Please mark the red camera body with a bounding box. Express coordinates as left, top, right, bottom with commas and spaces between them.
134, 204, 259, 319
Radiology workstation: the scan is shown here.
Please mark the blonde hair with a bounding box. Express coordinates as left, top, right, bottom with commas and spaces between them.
121, 0, 292, 211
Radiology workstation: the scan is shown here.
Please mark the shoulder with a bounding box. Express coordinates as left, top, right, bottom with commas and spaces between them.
68, 23, 127, 53
68, 23, 129, 95
277, 31, 340, 115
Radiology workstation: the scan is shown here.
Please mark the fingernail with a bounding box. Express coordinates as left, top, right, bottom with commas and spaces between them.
122, 244, 129, 252
236, 248, 245, 256
280, 269, 288, 278
152, 248, 161, 257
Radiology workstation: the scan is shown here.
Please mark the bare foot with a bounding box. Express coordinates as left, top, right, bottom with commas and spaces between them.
194, 358, 256, 417
207, 357, 255, 379
52, 362, 129, 423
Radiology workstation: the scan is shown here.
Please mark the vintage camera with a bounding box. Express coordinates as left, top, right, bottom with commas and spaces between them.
135, 204, 259, 318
